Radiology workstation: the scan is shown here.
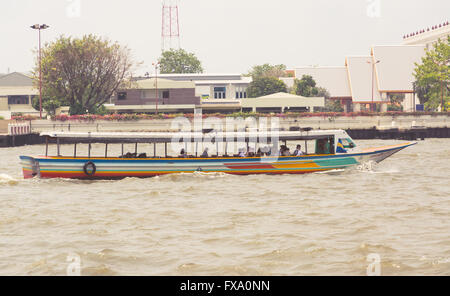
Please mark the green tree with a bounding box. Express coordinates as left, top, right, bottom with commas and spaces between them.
387, 93, 405, 111
159, 49, 203, 74
317, 87, 343, 112
293, 75, 320, 97
413, 36, 450, 111
246, 63, 287, 79
247, 77, 287, 98
43, 100, 61, 116
35, 34, 134, 115
32, 96, 60, 116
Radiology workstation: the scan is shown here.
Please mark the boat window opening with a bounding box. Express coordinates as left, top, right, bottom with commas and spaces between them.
315, 136, 335, 155
340, 138, 356, 149
41, 132, 344, 159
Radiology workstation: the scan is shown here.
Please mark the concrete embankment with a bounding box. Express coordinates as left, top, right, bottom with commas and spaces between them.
0, 133, 46, 147
1, 114, 449, 147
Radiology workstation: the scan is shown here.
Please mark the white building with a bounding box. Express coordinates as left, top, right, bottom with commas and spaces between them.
403, 21, 450, 49
282, 66, 353, 111
0, 72, 39, 119
283, 21, 449, 112
143, 73, 252, 113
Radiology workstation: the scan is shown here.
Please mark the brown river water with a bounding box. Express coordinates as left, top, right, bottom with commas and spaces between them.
0, 139, 449, 275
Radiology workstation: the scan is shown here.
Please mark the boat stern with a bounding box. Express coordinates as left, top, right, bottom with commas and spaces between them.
19, 156, 40, 179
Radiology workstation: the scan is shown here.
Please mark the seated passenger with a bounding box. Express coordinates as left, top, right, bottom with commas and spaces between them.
293, 144, 304, 156
238, 148, 246, 157
279, 145, 290, 156
179, 148, 187, 158
200, 147, 209, 158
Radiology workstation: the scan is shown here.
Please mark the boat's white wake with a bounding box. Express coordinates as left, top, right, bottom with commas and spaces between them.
356, 160, 378, 172
0, 174, 19, 185
314, 169, 346, 175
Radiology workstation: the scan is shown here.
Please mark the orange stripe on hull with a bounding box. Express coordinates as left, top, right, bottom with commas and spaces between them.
272, 162, 319, 169
224, 164, 275, 169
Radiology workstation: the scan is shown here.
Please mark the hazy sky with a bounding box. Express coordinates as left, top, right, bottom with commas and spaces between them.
0, 0, 449, 75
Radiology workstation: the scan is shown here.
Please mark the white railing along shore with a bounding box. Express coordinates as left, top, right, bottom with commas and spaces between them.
8, 122, 32, 135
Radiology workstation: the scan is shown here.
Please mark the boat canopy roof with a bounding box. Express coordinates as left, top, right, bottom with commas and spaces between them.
40, 130, 349, 144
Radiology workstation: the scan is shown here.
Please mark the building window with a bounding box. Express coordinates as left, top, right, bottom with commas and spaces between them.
162, 90, 169, 99
117, 92, 127, 100
214, 87, 226, 99
235, 86, 247, 99
8, 95, 29, 104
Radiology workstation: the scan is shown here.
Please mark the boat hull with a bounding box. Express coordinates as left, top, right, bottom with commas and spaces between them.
19, 142, 415, 179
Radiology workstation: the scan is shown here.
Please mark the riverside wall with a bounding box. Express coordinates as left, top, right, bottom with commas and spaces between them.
26, 115, 450, 132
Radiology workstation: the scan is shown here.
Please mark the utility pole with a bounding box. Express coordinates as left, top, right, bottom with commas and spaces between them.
152, 62, 160, 114
367, 59, 380, 112
30, 24, 50, 119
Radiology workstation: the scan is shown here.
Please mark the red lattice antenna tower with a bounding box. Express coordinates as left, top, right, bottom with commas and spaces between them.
161, 0, 181, 51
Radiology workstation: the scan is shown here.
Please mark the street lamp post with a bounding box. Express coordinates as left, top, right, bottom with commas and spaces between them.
367, 59, 380, 112
152, 61, 160, 114
30, 24, 49, 119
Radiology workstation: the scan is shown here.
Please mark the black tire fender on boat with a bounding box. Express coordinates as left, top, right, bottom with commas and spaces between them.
83, 161, 96, 176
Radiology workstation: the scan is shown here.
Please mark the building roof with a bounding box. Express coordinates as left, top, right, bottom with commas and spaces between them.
294, 67, 351, 98
241, 92, 324, 108
194, 77, 252, 85
345, 56, 384, 103
0, 72, 33, 87
0, 72, 37, 96
371, 45, 426, 92
403, 21, 449, 44
132, 78, 195, 89
144, 73, 246, 82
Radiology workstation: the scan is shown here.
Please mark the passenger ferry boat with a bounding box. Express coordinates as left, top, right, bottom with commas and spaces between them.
19, 130, 416, 179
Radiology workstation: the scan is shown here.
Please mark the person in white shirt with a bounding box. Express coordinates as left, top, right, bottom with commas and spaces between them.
293, 144, 304, 156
